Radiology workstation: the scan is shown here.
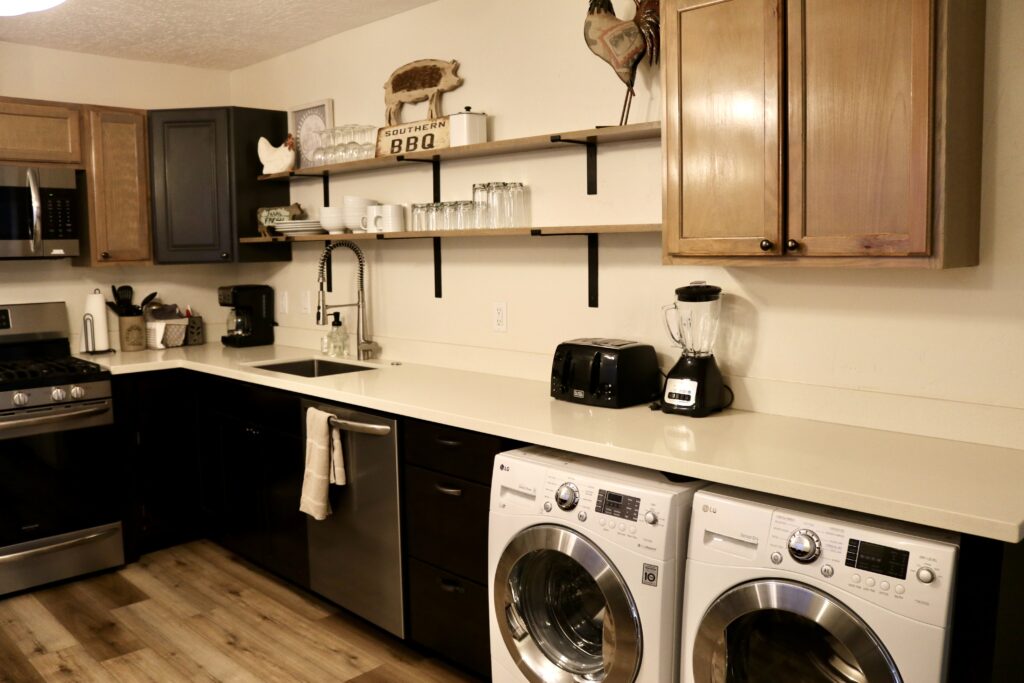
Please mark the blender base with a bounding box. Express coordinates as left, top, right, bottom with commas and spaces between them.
662, 354, 726, 417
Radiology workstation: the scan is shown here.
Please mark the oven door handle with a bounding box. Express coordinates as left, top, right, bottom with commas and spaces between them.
0, 526, 119, 566
27, 168, 42, 254
0, 403, 110, 433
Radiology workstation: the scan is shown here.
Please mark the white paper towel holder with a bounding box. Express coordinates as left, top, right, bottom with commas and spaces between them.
81, 288, 115, 355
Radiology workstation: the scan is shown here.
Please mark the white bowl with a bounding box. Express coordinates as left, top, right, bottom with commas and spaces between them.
321, 216, 345, 230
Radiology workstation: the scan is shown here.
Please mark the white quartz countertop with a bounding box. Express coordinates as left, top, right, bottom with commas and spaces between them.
89, 344, 1024, 543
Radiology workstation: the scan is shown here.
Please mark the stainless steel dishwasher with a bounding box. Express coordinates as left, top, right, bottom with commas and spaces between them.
302, 400, 403, 638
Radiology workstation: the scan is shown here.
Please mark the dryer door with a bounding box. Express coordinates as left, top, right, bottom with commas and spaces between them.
493, 524, 642, 683
692, 579, 901, 682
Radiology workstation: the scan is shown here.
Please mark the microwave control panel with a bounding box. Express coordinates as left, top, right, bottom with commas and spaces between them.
42, 189, 78, 240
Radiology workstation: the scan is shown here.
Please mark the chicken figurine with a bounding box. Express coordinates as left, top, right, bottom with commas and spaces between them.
585, 0, 660, 125
257, 134, 296, 175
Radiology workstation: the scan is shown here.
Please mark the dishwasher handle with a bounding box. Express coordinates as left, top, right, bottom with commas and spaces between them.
327, 416, 391, 436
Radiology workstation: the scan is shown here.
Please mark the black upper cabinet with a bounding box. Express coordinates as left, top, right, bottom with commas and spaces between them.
149, 106, 291, 263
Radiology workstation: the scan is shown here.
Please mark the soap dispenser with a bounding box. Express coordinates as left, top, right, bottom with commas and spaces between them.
327, 313, 349, 357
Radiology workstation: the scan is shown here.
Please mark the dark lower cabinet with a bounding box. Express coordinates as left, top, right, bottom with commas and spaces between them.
402, 418, 518, 678
198, 376, 309, 587
407, 558, 490, 676
149, 106, 291, 264
115, 371, 205, 561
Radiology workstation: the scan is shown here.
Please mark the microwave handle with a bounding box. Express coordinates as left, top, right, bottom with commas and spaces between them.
27, 168, 42, 254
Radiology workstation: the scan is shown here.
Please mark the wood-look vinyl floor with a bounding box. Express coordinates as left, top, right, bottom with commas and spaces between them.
0, 540, 480, 682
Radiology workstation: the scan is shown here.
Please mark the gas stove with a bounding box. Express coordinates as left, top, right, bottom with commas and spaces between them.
0, 302, 112, 412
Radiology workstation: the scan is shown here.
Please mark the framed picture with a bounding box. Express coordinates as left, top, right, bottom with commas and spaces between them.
288, 99, 334, 168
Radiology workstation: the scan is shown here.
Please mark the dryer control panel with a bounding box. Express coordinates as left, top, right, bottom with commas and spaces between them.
689, 487, 959, 629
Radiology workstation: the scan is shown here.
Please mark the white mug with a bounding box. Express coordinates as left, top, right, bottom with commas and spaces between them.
363, 204, 405, 233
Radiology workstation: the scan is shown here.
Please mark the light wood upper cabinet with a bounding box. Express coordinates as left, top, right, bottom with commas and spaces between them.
663, 0, 783, 257
662, 0, 986, 267
84, 108, 152, 264
0, 100, 82, 164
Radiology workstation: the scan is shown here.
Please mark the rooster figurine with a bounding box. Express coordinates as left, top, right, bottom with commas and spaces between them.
584, 0, 660, 125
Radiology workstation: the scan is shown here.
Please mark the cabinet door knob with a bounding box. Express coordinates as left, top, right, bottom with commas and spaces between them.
759, 239, 774, 252
786, 239, 800, 251
100, 251, 110, 259
220, 252, 230, 260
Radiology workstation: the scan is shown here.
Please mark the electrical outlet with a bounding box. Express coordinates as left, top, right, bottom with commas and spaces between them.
493, 302, 508, 333
277, 290, 289, 316
301, 291, 312, 315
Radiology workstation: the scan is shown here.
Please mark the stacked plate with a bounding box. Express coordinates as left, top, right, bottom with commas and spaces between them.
273, 219, 325, 236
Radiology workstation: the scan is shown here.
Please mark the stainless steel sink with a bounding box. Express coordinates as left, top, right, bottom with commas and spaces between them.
254, 358, 374, 378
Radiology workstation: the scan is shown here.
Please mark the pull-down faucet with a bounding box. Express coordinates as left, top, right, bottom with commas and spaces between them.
316, 241, 381, 361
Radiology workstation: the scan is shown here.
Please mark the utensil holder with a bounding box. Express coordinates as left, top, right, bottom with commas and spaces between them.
118, 315, 146, 352
185, 316, 204, 345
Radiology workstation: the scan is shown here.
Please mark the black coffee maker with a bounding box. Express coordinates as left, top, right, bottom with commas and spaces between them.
661, 282, 728, 417
218, 285, 275, 347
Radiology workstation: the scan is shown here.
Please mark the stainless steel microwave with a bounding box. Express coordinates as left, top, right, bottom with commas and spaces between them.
0, 165, 81, 258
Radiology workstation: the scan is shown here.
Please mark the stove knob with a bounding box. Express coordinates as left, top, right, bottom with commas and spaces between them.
788, 529, 822, 563
51, 387, 67, 402
70, 385, 86, 400
12, 392, 29, 407
555, 482, 580, 511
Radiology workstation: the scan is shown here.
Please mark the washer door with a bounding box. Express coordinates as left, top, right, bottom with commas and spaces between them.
493, 524, 642, 683
692, 580, 901, 682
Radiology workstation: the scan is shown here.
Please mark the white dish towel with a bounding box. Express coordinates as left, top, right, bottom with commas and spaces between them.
300, 407, 347, 520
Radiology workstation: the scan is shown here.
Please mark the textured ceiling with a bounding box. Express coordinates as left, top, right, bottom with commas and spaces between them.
0, 0, 438, 69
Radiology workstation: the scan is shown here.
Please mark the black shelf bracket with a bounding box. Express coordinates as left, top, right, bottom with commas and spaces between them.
531, 230, 600, 308
550, 135, 598, 195
396, 154, 442, 203
396, 154, 443, 297
321, 173, 330, 206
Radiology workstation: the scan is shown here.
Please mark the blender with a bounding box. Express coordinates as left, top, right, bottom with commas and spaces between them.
661, 282, 728, 417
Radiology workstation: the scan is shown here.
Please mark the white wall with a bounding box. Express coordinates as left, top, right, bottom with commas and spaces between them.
230, 0, 1024, 450
0, 2, 1021, 451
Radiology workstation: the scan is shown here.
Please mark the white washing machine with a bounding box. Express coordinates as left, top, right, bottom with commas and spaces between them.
488, 446, 704, 683
681, 485, 959, 683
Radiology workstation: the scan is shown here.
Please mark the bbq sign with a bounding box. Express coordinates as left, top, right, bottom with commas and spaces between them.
376, 117, 451, 157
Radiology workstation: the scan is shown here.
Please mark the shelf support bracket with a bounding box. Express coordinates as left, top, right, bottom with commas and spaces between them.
396, 154, 442, 203
530, 229, 600, 308
550, 135, 597, 195
395, 154, 444, 297
321, 173, 330, 207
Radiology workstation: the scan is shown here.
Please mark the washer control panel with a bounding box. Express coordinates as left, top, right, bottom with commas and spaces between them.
689, 488, 958, 629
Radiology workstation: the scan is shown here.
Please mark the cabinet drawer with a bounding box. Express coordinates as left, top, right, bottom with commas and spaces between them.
404, 418, 505, 485
407, 558, 490, 677
0, 100, 82, 164
404, 465, 489, 584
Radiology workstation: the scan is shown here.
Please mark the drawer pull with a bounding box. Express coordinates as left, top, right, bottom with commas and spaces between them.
440, 579, 466, 594
435, 438, 463, 448
435, 484, 464, 497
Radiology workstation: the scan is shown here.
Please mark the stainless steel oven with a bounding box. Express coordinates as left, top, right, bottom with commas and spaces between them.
0, 165, 81, 258
0, 302, 123, 595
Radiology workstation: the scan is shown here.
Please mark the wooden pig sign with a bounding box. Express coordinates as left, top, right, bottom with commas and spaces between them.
384, 59, 463, 126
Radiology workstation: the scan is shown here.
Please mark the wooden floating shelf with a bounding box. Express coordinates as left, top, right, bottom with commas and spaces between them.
240, 224, 660, 244
258, 121, 661, 181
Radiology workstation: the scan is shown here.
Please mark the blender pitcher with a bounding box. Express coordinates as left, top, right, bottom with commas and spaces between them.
661, 282, 728, 417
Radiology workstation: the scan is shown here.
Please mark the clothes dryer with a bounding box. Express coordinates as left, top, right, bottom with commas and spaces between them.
681, 485, 959, 682
488, 446, 704, 682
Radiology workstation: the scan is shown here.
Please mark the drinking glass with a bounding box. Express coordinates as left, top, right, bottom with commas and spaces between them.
311, 129, 330, 167
488, 182, 512, 228
358, 125, 377, 159
508, 182, 528, 227
472, 183, 490, 229
425, 203, 440, 232
328, 127, 345, 164
341, 124, 360, 161
411, 203, 429, 231
440, 202, 459, 230
457, 201, 475, 230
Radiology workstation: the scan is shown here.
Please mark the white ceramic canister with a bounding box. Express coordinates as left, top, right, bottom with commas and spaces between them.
449, 107, 487, 147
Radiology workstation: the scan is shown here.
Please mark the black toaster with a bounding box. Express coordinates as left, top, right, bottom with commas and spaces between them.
550, 338, 661, 408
